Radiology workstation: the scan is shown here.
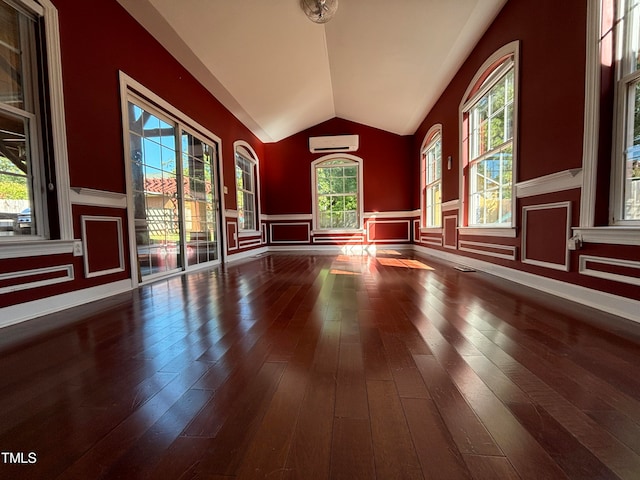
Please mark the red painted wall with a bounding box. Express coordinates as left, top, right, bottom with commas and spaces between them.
1, 0, 268, 311
264, 118, 413, 215
413, 0, 587, 207
412, 0, 639, 302
54, 0, 264, 206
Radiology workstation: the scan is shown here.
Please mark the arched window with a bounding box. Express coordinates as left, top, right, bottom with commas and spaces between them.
311, 154, 363, 231
421, 125, 442, 228
461, 41, 519, 229
234, 141, 260, 232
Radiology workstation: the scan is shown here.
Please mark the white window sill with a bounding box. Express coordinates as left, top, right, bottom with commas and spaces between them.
237, 230, 261, 238
0, 239, 75, 259
420, 227, 443, 234
572, 227, 640, 246
458, 226, 517, 238
312, 229, 366, 235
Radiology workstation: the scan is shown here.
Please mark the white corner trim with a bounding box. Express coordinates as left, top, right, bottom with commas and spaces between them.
579, 255, 640, 286
70, 188, 127, 208
413, 244, 640, 323
516, 169, 583, 198
458, 227, 517, 238
572, 227, 640, 246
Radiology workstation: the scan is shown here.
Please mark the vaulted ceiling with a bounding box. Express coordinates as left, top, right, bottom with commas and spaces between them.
116, 0, 508, 143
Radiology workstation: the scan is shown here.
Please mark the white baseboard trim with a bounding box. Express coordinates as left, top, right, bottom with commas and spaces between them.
227, 246, 269, 263
413, 245, 640, 324
268, 244, 412, 255
0, 279, 133, 329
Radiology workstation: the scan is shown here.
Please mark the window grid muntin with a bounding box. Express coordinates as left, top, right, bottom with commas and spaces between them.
235, 153, 255, 231
619, 0, 640, 221
467, 64, 515, 227
127, 95, 221, 277
315, 159, 359, 230
423, 135, 442, 228
0, 0, 42, 238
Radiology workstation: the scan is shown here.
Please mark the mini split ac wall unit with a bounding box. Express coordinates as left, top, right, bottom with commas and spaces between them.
308, 134, 359, 153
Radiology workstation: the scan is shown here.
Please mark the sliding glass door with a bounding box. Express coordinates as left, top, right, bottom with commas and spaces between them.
126, 98, 220, 282
181, 130, 219, 266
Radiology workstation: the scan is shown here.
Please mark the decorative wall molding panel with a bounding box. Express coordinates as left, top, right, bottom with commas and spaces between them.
81, 216, 125, 278
366, 219, 411, 243
579, 255, 640, 286
227, 222, 238, 251
443, 214, 458, 249
238, 237, 262, 249
0, 279, 132, 329
421, 236, 443, 247
521, 202, 571, 271
0, 264, 74, 295
312, 234, 365, 244
459, 240, 517, 260
269, 222, 312, 244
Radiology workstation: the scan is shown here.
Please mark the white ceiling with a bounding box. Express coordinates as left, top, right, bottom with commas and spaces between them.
116, 0, 507, 143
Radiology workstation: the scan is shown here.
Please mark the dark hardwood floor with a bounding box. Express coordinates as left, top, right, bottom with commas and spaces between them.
1, 252, 640, 479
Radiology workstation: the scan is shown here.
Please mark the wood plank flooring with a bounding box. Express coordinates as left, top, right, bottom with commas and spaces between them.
1, 252, 639, 479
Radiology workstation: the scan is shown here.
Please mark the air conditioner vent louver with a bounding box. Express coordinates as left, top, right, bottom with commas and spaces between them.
309, 134, 359, 153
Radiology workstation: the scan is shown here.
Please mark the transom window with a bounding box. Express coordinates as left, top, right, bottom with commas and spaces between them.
421, 129, 442, 228
463, 50, 516, 227
235, 146, 257, 231
312, 156, 362, 231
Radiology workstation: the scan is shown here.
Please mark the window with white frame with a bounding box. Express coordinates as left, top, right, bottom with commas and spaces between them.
312, 156, 362, 231
421, 129, 442, 228
0, 0, 50, 238
235, 146, 257, 231
613, 0, 640, 223
462, 49, 516, 227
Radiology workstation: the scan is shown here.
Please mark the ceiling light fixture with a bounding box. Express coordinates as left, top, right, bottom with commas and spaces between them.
300, 0, 338, 24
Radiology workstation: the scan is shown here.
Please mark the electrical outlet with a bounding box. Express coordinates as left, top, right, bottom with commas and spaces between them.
73, 240, 83, 257
567, 235, 582, 251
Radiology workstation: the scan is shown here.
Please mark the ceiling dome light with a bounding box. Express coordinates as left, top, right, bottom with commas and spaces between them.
300, 0, 338, 24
